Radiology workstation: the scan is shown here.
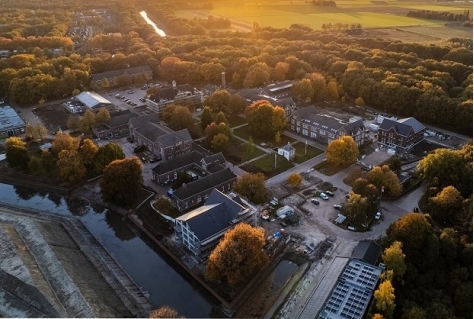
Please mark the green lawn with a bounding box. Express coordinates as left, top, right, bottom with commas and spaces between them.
224, 137, 266, 165
228, 116, 247, 128
314, 160, 341, 176
232, 125, 295, 147
175, 0, 468, 30
292, 142, 324, 164
241, 153, 294, 178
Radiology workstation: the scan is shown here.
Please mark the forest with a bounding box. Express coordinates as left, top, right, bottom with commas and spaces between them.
0, 0, 471, 134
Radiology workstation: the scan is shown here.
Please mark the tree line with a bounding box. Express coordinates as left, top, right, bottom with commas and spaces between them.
407, 9, 471, 22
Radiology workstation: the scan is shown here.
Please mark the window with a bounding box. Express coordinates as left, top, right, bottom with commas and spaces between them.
302, 129, 308, 136
320, 130, 326, 136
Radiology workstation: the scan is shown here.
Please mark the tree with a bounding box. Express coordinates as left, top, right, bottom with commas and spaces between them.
25, 123, 48, 141
344, 193, 369, 226
200, 106, 213, 130
79, 109, 96, 133
374, 279, 396, 319
287, 173, 302, 187
211, 133, 229, 152
149, 306, 182, 318
429, 186, 464, 226
387, 157, 402, 174
94, 142, 125, 174
382, 241, 407, 281
162, 104, 194, 131
206, 223, 268, 287
100, 157, 143, 207
51, 132, 80, 156
367, 165, 402, 197
326, 136, 359, 167
41, 150, 56, 174
67, 115, 80, 132
372, 314, 385, 319
57, 150, 86, 185
28, 156, 42, 173
204, 89, 231, 114
5, 137, 29, 170
355, 96, 365, 106
233, 173, 267, 204
214, 111, 228, 125
95, 107, 111, 124
401, 307, 425, 319
228, 94, 246, 119
246, 100, 286, 139
291, 78, 314, 103
80, 138, 99, 166
327, 80, 340, 99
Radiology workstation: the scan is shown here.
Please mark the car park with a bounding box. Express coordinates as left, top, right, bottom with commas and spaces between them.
375, 212, 381, 220
310, 198, 320, 205
325, 191, 334, 197
320, 193, 329, 200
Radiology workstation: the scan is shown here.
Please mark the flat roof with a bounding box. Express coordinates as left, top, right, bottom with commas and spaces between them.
0, 105, 25, 130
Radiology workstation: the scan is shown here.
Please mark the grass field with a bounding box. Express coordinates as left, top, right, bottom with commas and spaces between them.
242, 153, 294, 178
293, 142, 324, 164
177, 0, 471, 31
233, 125, 295, 147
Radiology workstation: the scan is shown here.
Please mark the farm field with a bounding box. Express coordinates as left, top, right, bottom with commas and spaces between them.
176, 0, 472, 32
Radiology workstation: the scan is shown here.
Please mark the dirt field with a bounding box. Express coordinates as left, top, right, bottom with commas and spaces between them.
33, 103, 71, 131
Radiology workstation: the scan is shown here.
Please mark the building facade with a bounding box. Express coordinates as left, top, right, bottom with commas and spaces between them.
377, 117, 425, 152
278, 143, 296, 161
92, 110, 138, 139
290, 106, 367, 147
174, 189, 256, 258
146, 81, 203, 116
0, 105, 26, 139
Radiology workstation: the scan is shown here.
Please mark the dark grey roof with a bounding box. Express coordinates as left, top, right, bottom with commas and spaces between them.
202, 152, 226, 165
261, 80, 293, 95
294, 106, 347, 133
152, 151, 204, 175
101, 110, 139, 129
351, 241, 382, 266
173, 169, 236, 200
280, 143, 295, 152
398, 117, 425, 133
341, 119, 365, 136
176, 189, 244, 241
91, 65, 152, 81
379, 118, 413, 136
128, 114, 159, 127
157, 129, 192, 148
134, 121, 168, 143
150, 84, 194, 102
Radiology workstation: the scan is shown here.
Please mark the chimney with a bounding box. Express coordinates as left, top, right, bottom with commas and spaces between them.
221, 72, 226, 89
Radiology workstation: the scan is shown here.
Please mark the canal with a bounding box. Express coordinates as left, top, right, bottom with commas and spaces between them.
0, 183, 217, 318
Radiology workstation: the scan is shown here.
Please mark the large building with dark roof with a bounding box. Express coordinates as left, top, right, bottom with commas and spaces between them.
147, 81, 203, 116
92, 110, 139, 139
90, 65, 153, 89
377, 117, 425, 152
290, 106, 367, 147
0, 105, 25, 138
128, 115, 192, 160
174, 189, 256, 258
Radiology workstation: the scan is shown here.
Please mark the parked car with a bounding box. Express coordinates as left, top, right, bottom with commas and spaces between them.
310, 198, 320, 205
413, 207, 419, 213
127, 90, 133, 94
325, 191, 334, 197
334, 204, 342, 210
139, 98, 146, 102
320, 193, 329, 200
375, 211, 381, 220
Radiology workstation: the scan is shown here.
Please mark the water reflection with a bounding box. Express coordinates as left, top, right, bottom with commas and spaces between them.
0, 183, 215, 317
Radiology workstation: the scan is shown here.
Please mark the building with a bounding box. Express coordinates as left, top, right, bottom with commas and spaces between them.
237, 86, 296, 118
73, 91, 115, 112
261, 80, 293, 99
0, 105, 26, 139
318, 241, 383, 319
146, 81, 203, 116
151, 151, 226, 184
170, 168, 237, 212
290, 106, 367, 147
377, 117, 425, 153
174, 189, 255, 258
128, 115, 192, 160
92, 110, 139, 139
278, 143, 296, 161
90, 65, 153, 89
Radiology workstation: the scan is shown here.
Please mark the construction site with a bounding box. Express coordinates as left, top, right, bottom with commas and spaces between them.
0, 203, 154, 318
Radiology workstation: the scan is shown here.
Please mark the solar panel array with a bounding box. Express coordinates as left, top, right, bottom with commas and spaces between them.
318, 260, 383, 319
